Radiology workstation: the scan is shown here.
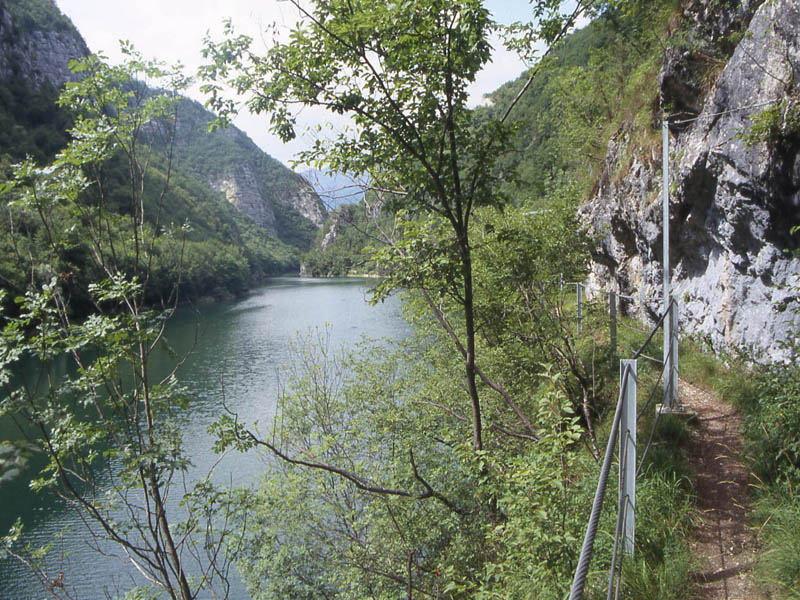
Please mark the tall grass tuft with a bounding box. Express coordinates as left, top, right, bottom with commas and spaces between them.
754, 490, 800, 598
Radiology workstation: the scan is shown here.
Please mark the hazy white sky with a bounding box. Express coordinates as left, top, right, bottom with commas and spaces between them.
55, 0, 534, 166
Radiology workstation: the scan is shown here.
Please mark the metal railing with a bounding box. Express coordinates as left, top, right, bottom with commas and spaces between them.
568, 297, 680, 600
545, 277, 680, 409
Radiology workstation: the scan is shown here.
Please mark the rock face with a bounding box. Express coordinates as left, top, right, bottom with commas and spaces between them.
210, 165, 325, 237
289, 178, 326, 228
205, 157, 325, 238
209, 165, 324, 236
319, 204, 355, 250
172, 102, 326, 241
0, 2, 88, 87
582, 0, 800, 362
210, 166, 278, 234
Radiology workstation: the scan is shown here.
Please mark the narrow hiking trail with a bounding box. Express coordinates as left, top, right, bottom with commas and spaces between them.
680, 379, 762, 600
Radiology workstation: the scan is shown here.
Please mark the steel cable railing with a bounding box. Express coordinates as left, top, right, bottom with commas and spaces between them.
636, 323, 679, 479
568, 361, 633, 600
568, 298, 677, 600
607, 424, 631, 600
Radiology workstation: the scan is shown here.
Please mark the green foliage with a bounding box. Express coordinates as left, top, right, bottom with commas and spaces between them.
225, 315, 697, 600
225, 331, 589, 600
741, 360, 800, 489
0, 2, 318, 303
735, 273, 800, 492
0, 0, 77, 36
0, 77, 72, 163
0, 49, 245, 599
614, 473, 694, 600
753, 492, 800, 599
463, 403, 586, 600
477, 0, 678, 200
741, 98, 800, 150
302, 201, 381, 277
0, 54, 300, 310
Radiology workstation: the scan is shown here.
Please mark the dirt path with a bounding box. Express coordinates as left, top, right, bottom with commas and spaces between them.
680, 379, 761, 599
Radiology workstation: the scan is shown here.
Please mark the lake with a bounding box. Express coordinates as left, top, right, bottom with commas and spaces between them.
0, 277, 408, 599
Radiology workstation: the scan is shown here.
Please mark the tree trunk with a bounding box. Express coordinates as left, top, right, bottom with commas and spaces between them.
461, 239, 483, 451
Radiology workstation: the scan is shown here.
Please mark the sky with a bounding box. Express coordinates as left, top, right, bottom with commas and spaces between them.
54, 0, 534, 167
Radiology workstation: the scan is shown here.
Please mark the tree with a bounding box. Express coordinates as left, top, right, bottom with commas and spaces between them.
0, 49, 243, 600
201, 0, 597, 453
197, 3, 689, 598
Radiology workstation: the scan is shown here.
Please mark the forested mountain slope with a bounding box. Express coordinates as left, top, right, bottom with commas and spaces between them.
173, 97, 325, 246
0, 0, 326, 304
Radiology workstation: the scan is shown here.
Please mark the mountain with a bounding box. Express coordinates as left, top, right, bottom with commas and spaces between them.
172, 98, 326, 248
300, 168, 366, 210
0, 0, 86, 162
0, 0, 88, 88
0, 0, 326, 301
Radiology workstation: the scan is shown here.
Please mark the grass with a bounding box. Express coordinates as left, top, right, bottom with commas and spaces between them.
753, 491, 800, 598
556, 293, 800, 599
678, 337, 759, 408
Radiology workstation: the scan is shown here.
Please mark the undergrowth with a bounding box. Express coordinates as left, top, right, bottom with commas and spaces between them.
744, 355, 800, 598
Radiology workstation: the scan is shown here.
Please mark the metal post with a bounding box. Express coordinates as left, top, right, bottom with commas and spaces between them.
620, 360, 637, 555
662, 116, 672, 408
577, 283, 583, 334
670, 300, 679, 407
609, 291, 617, 371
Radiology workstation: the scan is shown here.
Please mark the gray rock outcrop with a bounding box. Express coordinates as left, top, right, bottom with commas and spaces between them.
582, 0, 800, 362
0, 2, 88, 87
210, 166, 278, 234
288, 178, 326, 228
208, 164, 325, 236
319, 204, 355, 250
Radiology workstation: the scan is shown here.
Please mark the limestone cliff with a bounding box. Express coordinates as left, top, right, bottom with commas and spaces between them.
0, 0, 88, 87
210, 165, 278, 234
582, 0, 800, 361
209, 165, 323, 235
209, 163, 326, 237
173, 99, 326, 244
289, 178, 326, 228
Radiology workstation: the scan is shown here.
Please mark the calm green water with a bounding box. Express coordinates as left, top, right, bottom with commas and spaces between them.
0, 277, 408, 599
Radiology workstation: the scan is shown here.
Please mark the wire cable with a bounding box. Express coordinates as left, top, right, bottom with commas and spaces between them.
636, 329, 678, 478
668, 99, 780, 126
568, 364, 633, 600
